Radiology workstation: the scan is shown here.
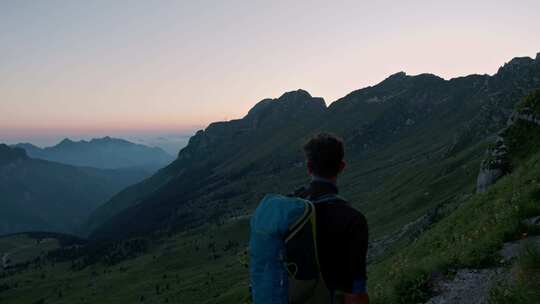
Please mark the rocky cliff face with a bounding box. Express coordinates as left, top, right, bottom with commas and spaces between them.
507, 110, 540, 126
476, 135, 510, 193
477, 89, 540, 193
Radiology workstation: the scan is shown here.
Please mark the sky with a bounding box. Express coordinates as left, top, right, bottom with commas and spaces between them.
1, 0, 539, 149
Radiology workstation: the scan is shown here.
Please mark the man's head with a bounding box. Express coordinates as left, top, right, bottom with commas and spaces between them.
303, 133, 345, 180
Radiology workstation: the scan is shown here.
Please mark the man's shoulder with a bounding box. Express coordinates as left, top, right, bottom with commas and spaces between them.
338, 202, 367, 218
288, 185, 309, 198
320, 201, 368, 228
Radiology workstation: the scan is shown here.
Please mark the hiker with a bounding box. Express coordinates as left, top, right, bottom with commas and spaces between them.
250, 133, 369, 304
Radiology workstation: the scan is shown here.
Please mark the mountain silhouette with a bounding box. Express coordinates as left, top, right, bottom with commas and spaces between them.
14, 137, 173, 171
89, 54, 540, 240
0, 144, 149, 235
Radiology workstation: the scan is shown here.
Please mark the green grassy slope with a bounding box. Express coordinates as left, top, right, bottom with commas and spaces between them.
368, 90, 540, 303
0, 233, 84, 268
0, 221, 251, 304
369, 153, 540, 303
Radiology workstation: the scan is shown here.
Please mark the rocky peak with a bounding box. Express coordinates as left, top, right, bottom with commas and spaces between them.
496, 56, 536, 75
278, 89, 325, 109
277, 89, 313, 101
178, 90, 327, 160
381, 71, 407, 84
508, 56, 535, 66
536, 52, 540, 61
57, 138, 75, 147
90, 136, 130, 145
245, 98, 274, 118
245, 89, 326, 121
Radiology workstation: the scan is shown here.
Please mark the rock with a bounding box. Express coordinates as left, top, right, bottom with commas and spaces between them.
511, 112, 540, 127
476, 167, 505, 193
522, 216, 540, 228
426, 268, 505, 304
476, 138, 510, 193
365, 96, 381, 103
498, 235, 540, 264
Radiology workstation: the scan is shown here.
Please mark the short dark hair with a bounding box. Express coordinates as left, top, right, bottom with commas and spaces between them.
303, 133, 344, 178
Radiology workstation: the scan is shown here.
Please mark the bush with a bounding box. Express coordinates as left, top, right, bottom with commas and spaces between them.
393, 268, 431, 304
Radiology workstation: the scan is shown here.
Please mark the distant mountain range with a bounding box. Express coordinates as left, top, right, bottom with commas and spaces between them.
0, 144, 149, 236
88, 53, 540, 240
14, 136, 174, 171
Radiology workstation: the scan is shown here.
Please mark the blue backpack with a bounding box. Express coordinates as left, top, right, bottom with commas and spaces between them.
249, 193, 345, 304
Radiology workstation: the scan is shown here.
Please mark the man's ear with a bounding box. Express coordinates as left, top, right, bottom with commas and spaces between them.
307, 161, 313, 175
339, 161, 346, 174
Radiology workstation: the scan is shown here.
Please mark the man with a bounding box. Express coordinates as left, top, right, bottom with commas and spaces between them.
292, 133, 369, 304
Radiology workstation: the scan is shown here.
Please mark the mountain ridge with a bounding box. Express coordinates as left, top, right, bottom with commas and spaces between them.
89, 53, 540, 240
14, 136, 173, 171
0, 144, 150, 236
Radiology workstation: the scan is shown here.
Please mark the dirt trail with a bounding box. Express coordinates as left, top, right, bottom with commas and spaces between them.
426, 268, 505, 304
425, 235, 540, 304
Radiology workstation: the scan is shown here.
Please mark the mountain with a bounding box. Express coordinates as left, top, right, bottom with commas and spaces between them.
1, 91, 539, 304
0, 144, 149, 236
1, 54, 540, 304
89, 54, 540, 240
14, 137, 174, 171
85, 90, 326, 234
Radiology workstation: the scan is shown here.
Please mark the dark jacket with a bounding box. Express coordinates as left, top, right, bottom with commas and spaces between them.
292, 179, 369, 293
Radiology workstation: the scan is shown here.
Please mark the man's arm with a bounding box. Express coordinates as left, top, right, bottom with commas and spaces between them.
345, 293, 369, 304
345, 212, 369, 304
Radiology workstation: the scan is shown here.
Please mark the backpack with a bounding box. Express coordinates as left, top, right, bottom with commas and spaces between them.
249, 193, 346, 304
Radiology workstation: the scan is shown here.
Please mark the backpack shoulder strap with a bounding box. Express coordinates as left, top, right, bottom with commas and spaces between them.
285, 200, 314, 243
311, 193, 348, 205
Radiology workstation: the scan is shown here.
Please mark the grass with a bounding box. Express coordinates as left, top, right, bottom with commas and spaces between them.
0, 220, 251, 304
0, 234, 61, 266
367, 101, 540, 303
368, 151, 540, 303
516, 88, 540, 115
488, 242, 540, 304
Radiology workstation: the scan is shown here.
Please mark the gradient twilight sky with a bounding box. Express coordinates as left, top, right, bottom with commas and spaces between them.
1, 0, 539, 146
